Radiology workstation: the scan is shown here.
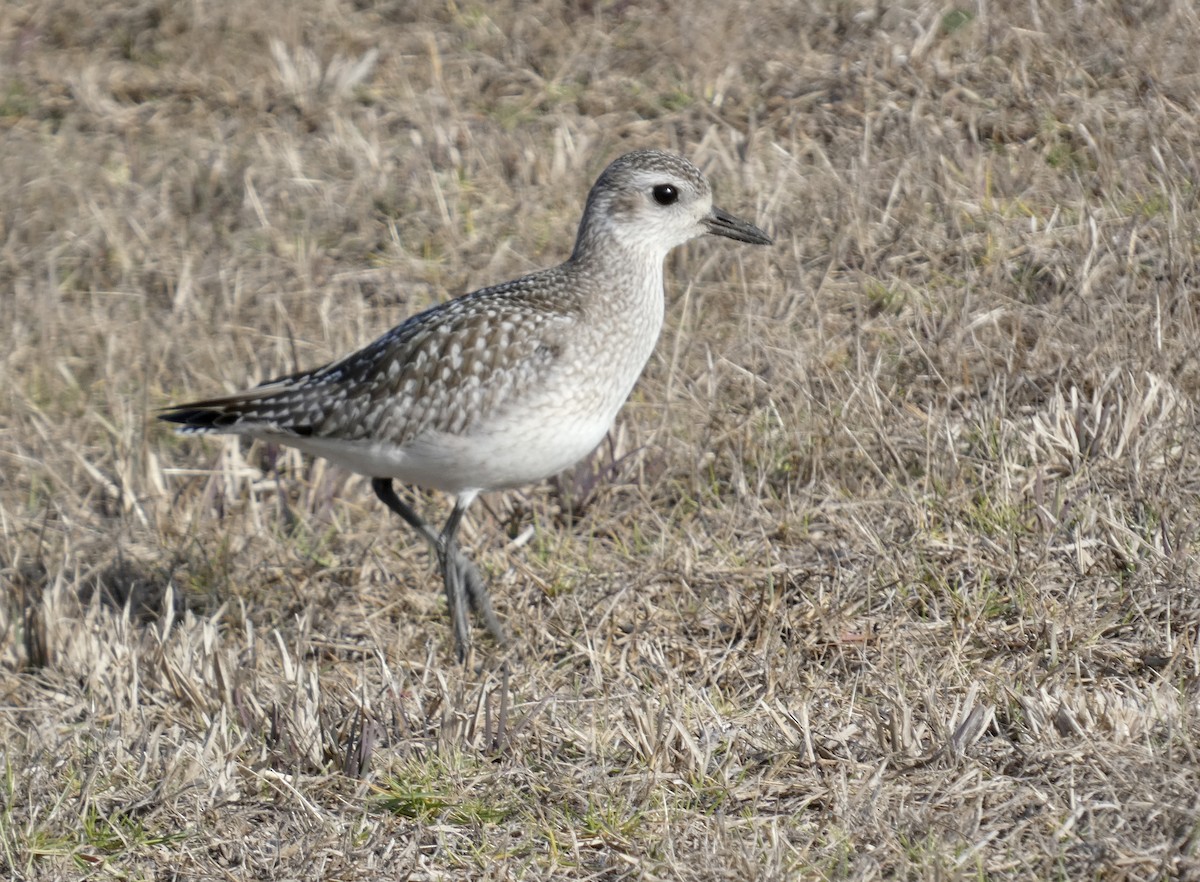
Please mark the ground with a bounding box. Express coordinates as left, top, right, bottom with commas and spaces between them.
2, 0, 1199, 879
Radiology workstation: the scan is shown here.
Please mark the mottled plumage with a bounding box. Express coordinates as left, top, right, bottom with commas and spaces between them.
161, 149, 772, 660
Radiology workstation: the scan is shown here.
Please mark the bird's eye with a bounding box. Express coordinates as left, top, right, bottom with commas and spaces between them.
652, 184, 678, 206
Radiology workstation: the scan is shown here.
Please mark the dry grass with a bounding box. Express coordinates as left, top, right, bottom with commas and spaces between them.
2, 0, 1200, 878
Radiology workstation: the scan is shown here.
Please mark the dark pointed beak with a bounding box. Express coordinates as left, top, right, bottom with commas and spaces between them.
705, 206, 773, 245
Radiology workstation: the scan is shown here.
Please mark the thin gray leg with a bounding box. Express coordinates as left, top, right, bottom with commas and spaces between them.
371, 478, 440, 548
442, 495, 507, 648
440, 547, 472, 663
371, 479, 505, 661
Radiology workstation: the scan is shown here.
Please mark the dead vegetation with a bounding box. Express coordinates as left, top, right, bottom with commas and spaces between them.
2, 0, 1200, 878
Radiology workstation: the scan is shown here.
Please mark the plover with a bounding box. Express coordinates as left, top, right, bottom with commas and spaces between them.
161, 149, 772, 660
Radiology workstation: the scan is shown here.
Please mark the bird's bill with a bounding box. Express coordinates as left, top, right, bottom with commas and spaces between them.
704, 206, 773, 245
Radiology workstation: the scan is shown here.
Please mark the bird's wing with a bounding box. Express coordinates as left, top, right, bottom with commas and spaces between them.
160, 273, 578, 444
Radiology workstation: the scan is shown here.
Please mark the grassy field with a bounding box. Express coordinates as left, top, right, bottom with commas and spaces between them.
2, 0, 1199, 878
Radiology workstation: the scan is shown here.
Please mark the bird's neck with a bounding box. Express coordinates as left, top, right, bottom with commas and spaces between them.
567, 233, 666, 319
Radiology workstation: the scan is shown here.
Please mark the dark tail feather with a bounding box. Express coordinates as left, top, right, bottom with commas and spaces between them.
159, 395, 314, 436
158, 405, 243, 430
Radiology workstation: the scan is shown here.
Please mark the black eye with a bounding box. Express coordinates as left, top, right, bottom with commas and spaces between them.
652, 184, 678, 206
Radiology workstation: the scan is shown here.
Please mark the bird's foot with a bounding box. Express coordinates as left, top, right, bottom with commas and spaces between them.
440, 544, 508, 663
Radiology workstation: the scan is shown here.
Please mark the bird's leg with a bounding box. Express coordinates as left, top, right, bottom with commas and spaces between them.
439, 543, 472, 664
440, 494, 506, 648
371, 478, 470, 659
371, 479, 505, 661
371, 478, 440, 547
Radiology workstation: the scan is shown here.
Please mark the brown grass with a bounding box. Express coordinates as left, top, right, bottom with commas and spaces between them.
2, 0, 1200, 878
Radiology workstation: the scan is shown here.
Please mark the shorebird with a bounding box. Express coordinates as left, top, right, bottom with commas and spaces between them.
161, 149, 772, 660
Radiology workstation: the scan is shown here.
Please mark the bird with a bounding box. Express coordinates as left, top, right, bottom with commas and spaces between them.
160, 149, 773, 661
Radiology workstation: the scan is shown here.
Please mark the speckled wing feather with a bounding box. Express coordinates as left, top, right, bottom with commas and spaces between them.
160, 267, 582, 444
